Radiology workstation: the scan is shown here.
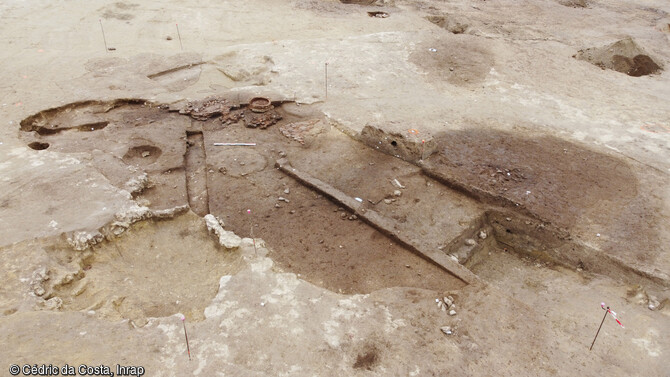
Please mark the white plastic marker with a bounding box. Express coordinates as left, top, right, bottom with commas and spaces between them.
247, 209, 257, 255
181, 315, 191, 361
213, 143, 256, 146
590, 302, 624, 351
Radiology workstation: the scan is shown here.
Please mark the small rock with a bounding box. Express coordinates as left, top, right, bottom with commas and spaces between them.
44, 297, 63, 311
166, 36, 173, 40
278, 197, 290, 203
506, 217, 512, 221
443, 297, 452, 308
340, 212, 347, 219
319, 240, 324, 244
648, 296, 660, 311
464, 238, 476, 246
284, 188, 290, 194
33, 286, 46, 296
348, 215, 358, 220
440, 326, 453, 335
275, 203, 281, 208
393, 190, 402, 197
449, 309, 457, 316
278, 151, 287, 157
479, 231, 487, 239
72, 279, 88, 296
383, 199, 393, 204
142, 151, 151, 158
290, 210, 296, 214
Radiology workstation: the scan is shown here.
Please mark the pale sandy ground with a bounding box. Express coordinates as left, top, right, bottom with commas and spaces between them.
0, 0, 669, 376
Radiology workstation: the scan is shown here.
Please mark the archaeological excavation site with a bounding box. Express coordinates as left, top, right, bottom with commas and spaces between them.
1, 0, 669, 376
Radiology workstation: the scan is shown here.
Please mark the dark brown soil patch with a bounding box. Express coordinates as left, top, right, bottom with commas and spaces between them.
27, 142, 49, 150
424, 128, 663, 266
204, 115, 465, 294
353, 345, 380, 370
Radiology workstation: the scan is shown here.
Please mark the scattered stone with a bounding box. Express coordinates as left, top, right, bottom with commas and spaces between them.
348, 215, 358, 221
449, 309, 457, 316
290, 210, 296, 214
506, 217, 512, 221
72, 279, 88, 296
392, 179, 405, 189
383, 199, 393, 204
166, 36, 173, 40
67, 230, 104, 251
124, 173, 149, 195
284, 188, 290, 194
479, 231, 487, 239
278, 197, 290, 203
393, 190, 402, 197
44, 297, 63, 311
464, 238, 476, 246
275, 203, 281, 208
244, 109, 282, 129
340, 212, 347, 219
180, 96, 232, 121
33, 286, 46, 297
279, 119, 320, 144
440, 326, 453, 335
648, 295, 660, 311
204, 214, 242, 250
141, 151, 151, 158
443, 297, 453, 308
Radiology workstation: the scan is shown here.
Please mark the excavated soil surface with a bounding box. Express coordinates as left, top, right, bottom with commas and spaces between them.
424, 128, 663, 265
18, 99, 468, 296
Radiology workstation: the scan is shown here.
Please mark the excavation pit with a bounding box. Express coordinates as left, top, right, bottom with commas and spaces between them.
15, 95, 669, 322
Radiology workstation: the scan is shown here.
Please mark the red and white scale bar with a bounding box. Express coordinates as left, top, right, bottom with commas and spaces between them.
601, 302, 624, 328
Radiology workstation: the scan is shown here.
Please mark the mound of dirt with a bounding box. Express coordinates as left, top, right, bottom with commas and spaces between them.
575, 37, 662, 77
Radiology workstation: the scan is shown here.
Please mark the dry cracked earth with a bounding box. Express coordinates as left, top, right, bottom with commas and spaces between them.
1, 0, 670, 376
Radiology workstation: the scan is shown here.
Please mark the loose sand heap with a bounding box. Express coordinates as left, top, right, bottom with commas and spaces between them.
575, 37, 662, 76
